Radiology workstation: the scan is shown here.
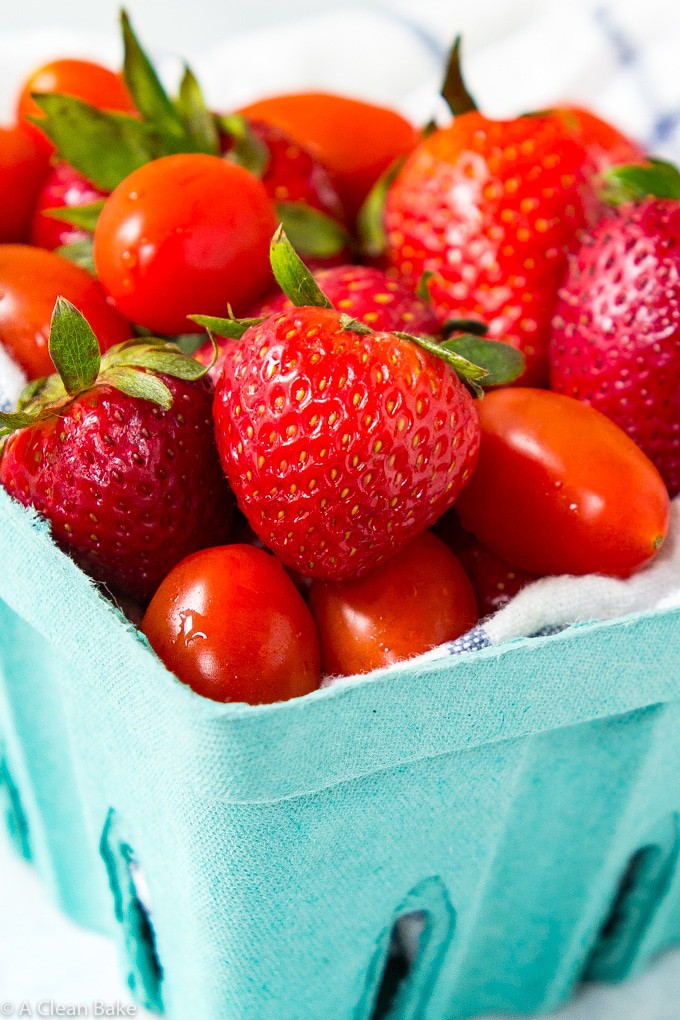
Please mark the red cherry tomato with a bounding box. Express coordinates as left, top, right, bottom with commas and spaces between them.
0, 245, 131, 379
0, 124, 50, 243
30, 162, 107, 250
17, 59, 135, 155
308, 531, 478, 677
238, 92, 418, 224
455, 388, 670, 578
141, 545, 321, 704
93, 154, 277, 335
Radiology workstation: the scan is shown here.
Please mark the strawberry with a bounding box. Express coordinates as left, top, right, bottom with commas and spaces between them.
0, 299, 233, 601
384, 112, 598, 387
547, 106, 643, 172
220, 117, 345, 224
30, 161, 107, 252
219, 115, 351, 269
435, 508, 537, 616
207, 230, 523, 581
550, 169, 680, 498
196, 264, 441, 384
380, 42, 640, 387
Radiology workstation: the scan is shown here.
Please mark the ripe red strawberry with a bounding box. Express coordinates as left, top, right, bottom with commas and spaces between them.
220, 116, 350, 269
380, 43, 642, 388
550, 194, 680, 497
221, 117, 345, 224
0, 300, 233, 601
213, 304, 479, 579
435, 509, 538, 616
206, 229, 498, 581
384, 111, 601, 386
548, 106, 643, 171
196, 264, 441, 384
30, 161, 107, 251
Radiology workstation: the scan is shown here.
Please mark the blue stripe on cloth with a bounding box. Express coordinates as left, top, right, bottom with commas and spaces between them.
439, 625, 492, 657
594, 5, 680, 152
370, 4, 449, 61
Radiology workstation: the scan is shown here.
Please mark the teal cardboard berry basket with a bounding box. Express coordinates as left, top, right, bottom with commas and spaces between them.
1, 482, 680, 1020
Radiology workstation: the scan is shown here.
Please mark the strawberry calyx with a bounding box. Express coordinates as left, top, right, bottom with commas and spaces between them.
270, 225, 334, 308
189, 308, 267, 339
600, 158, 680, 206
43, 199, 105, 231
29, 11, 219, 192
0, 297, 213, 440
219, 113, 270, 178
274, 202, 352, 259
440, 36, 479, 117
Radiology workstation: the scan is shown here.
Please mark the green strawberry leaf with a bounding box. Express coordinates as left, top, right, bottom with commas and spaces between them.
56, 239, 96, 274
601, 158, 680, 205
0, 408, 48, 437
394, 330, 488, 386
30, 95, 162, 191
442, 317, 489, 338
175, 64, 219, 155
112, 342, 208, 380
356, 156, 405, 259
440, 35, 478, 117
44, 199, 106, 231
189, 313, 266, 339
219, 114, 270, 178
100, 365, 173, 409
442, 334, 525, 386
276, 202, 351, 259
48, 297, 102, 395
270, 225, 334, 308
120, 9, 186, 145
174, 333, 206, 355
17, 374, 67, 413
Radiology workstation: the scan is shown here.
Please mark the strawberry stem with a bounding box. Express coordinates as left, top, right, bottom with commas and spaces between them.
440, 36, 478, 117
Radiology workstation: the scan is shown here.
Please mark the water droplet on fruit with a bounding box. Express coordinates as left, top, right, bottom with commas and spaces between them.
179, 610, 207, 645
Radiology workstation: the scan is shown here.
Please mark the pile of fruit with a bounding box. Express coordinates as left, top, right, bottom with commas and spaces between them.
0, 15, 677, 704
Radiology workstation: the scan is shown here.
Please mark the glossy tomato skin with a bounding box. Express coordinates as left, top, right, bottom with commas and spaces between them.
94, 154, 277, 335
31, 162, 107, 250
308, 530, 478, 677
0, 124, 50, 243
17, 59, 135, 154
455, 389, 670, 578
0, 245, 131, 378
238, 92, 418, 224
141, 545, 321, 704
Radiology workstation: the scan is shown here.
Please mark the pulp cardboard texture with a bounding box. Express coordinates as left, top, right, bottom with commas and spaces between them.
2, 483, 680, 1020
